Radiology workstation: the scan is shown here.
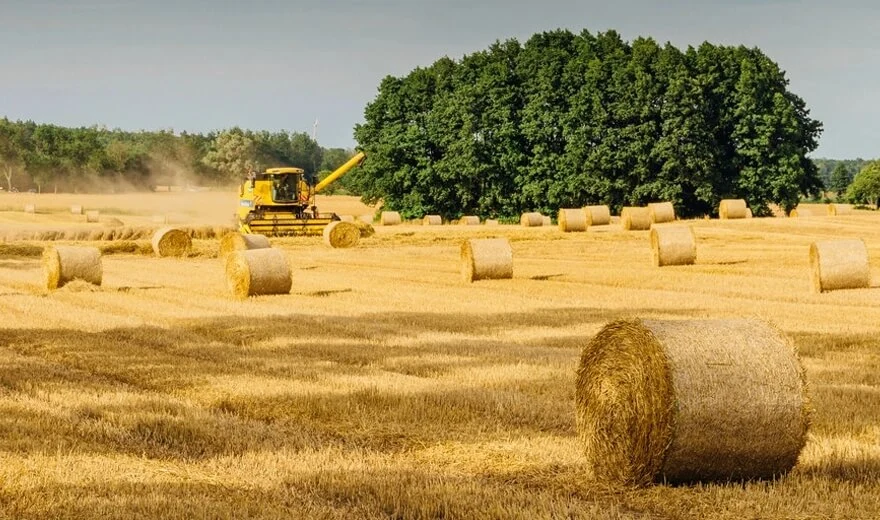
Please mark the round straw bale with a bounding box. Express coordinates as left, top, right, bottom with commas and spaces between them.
576, 319, 809, 486
789, 209, 799, 218
219, 233, 270, 258
225, 248, 292, 299
85, 210, 100, 223
458, 216, 480, 226
648, 202, 675, 224
461, 238, 513, 283
621, 207, 651, 231
745, 208, 753, 219
719, 199, 748, 219
337, 215, 355, 222
558, 208, 588, 232
827, 204, 854, 216
485, 219, 500, 226
520, 212, 544, 227
809, 239, 871, 293
353, 220, 375, 238
585, 205, 611, 226
380, 211, 401, 226
650, 226, 696, 267
70, 205, 83, 215
42, 245, 103, 290
323, 221, 360, 248
151, 227, 192, 257
423, 215, 442, 226
24, 204, 35, 214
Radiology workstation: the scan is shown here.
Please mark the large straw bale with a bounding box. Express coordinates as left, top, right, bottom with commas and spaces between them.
85, 210, 100, 223
226, 248, 292, 299
423, 215, 442, 226
459, 216, 480, 226
809, 239, 871, 293
219, 233, 270, 258
461, 238, 513, 283
520, 212, 544, 227
24, 204, 35, 214
337, 215, 355, 222
353, 220, 375, 238
648, 202, 675, 224
576, 319, 810, 486
380, 211, 401, 226
719, 199, 748, 219
621, 207, 651, 231
151, 227, 192, 257
323, 221, 360, 248
651, 226, 696, 267
558, 208, 588, 232
585, 205, 611, 226
70, 205, 83, 215
42, 245, 102, 290
827, 204, 854, 216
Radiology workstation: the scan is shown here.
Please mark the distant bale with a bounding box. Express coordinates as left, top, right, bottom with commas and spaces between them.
789, 209, 799, 218
809, 239, 871, 293
520, 212, 544, 227
43, 245, 102, 290
151, 227, 192, 257
459, 216, 480, 226
585, 205, 611, 226
648, 202, 675, 224
85, 210, 100, 223
219, 233, 270, 258
226, 248, 292, 299
719, 199, 748, 219
323, 221, 360, 249
380, 211, 401, 226
485, 219, 500, 226
651, 226, 696, 267
70, 205, 83, 215
337, 215, 355, 222
621, 207, 651, 231
558, 208, 588, 232
542, 215, 552, 226
745, 208, 753, 219
357, 214, 374, 224
576, 318, 810, 486
353, 220, 376, 238
827, 204, 854, 216
24, 204, 35, 214
423, 215, 442, 226
461, 238, 513, 283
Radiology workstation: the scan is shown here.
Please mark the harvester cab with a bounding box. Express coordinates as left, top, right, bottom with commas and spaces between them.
236, 152, 365, 236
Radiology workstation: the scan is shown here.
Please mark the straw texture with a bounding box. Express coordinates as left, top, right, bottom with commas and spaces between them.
460, 238, 513, 283
809, 239, 871, 293
719, 199, 748, 219
225, 248, 292, 299
70, 205, 83, 215
459, 216, 480, 226
558, 209, 588, 232
24, 204, 35, 214
827, 204, 854, 216
520, 212, 544, 227
621, 207, 652, 231
651, 226, 696, 267
648, 202, 675, 224
353, 220, 375, 238
380, 211, 401, 226
151, 227, 192, 257
219, 233, 270, 258
423, 215, 442, 226
85, 210, 100, 223
585, 205, 611, 226
542, 215, 552, 226
576, 319, 810, 486
323, 221, 361, 248
745, 208, 753, 219
42, 245, 103, 290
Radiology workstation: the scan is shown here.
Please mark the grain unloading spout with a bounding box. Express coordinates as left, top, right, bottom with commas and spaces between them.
314, 152, 366, 194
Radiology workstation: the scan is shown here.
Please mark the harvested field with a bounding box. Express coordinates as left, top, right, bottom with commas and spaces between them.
0, 193, 879, 519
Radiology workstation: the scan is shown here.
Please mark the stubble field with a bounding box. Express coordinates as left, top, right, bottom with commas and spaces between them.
0, 192, 879, 519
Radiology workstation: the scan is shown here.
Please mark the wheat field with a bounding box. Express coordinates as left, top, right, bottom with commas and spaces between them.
0, 193, 879, 519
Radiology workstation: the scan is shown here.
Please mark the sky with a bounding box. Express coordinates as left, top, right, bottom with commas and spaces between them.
0, 0, 877, 158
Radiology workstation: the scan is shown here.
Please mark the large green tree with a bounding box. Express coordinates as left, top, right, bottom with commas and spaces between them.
830, 163, 853, 199
849, 161, 880, 208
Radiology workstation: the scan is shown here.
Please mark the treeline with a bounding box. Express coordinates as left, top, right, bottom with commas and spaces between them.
351, 29, 823, 219
0, 119, 356, 193
812, 158, 872, 197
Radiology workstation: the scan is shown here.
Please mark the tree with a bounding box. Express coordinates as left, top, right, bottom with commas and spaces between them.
830, 163, 853, 199
202, 129, 256, 181
848, 161, 880, 208
0, 118, 24, 191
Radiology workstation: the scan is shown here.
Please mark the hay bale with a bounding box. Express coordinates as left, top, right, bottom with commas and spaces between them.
70, 205, 83, 215
789, 209, 799, 218
85, 210, 100, 223
621, 207, 651, 231
719, 199, 748, 219
745, 208, 753, 219
323, 221, 360, 248
461, 238, 513, 283
219, 233, 270, 258
337, 215, 355, 222
558, 208, 588, 232
585, 205, 611, 226
520, 212, 544, 227
353, 220, 375, 238
357, 214, 373, 224
809, 239, 871, 293
226, 248, 292, 299
648, 202, 675, 224
542, 215, 552, 226
828, 204, 854, 216
458, 216, 480, 226
576, 318, 809, 486
42, 245, 102, 290
151, 227, 192, 257
651, 226, 696, 267
24, 204, 35, 214
380, 211, 401, 226
485, 219, 500, 226
423, 215, 442, 226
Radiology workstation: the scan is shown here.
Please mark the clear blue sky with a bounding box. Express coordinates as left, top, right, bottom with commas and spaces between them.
1, 0, 877, 158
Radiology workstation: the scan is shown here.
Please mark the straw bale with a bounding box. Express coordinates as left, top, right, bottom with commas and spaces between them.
827, 204, 854, 216
24, 204, 35, 214
542, 215, 552, 226
745, 208, 753, 219
621, 207, 651, 231
648, 202, 675, 224
585, 205, 611, 226
485, 219, 500, 226
461, 238, 513, 283
42, 245, 103, 290
789, 209, 799, 218
380, 211, 401, 226
353, 220, 375, 238
459, 216, 480, 226
809, 239, 871, 293
337, 215, 355, 222
226, 248, 292, 299
323, 221, 360, 248
576, 319, 810, 486
219, 233, 270, 258
85, 210, 100, 223
151, 227, 192, 257
423, 215, 442, 226
651, 226, 696, 267
357, 214, 373, 224
558, 208, 588, 232
70, 205, 83, 215
719, 199, 748, 219
520, 212, 544, 227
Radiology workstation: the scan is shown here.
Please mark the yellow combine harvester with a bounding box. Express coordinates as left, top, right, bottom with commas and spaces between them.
236, 152, 365, 236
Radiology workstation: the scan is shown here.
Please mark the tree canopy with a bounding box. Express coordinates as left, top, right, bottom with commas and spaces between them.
848, 161, 880, 208
352, 29, 824, 219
